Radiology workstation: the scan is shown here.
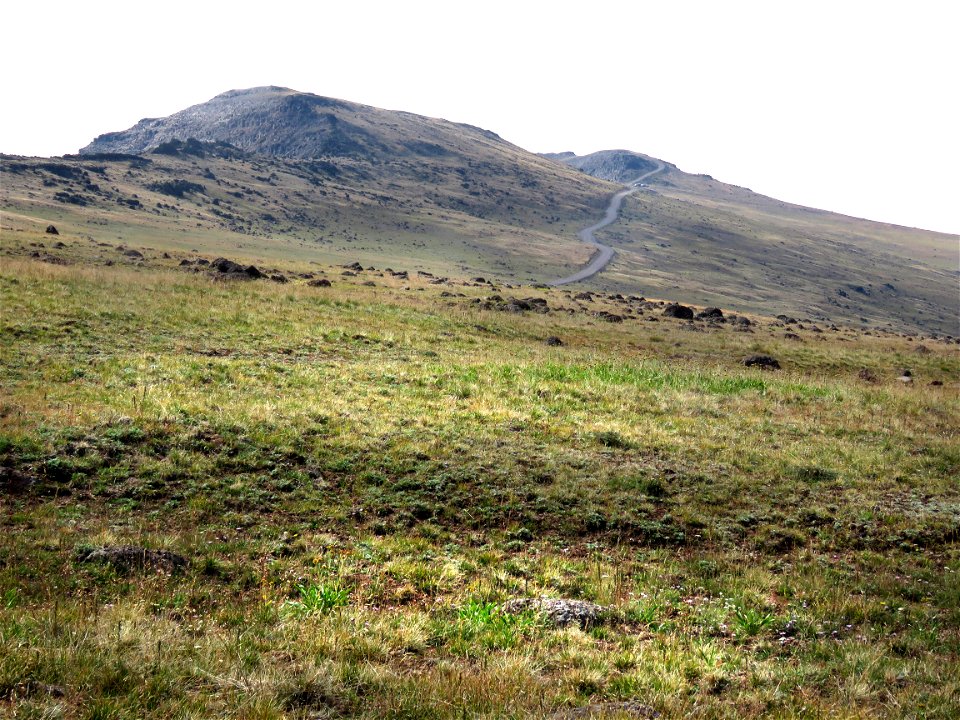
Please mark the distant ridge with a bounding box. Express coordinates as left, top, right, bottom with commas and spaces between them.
543, 149, 667, 184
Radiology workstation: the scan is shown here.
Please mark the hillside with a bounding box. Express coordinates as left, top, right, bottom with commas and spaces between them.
5, 98, 617, 281
1, 87, 956, 335
1, 86, 959, 720
549, 150, 959, 334
1, 242, 958, 718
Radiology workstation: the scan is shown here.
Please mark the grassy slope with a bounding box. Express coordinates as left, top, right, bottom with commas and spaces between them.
588, 167, 958, 335
4, 147, 957, 337
1, 133, 615, 285
1, 239, 958, 717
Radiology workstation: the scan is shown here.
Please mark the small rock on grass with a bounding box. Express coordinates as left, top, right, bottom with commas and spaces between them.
545, 336, 563, 346
75, 545, 187, 573
857, 368, 879, 383
743, 354, 780, 370
502, 598, 606, 628
549, 702, 660, 719
0, 467, 36, 494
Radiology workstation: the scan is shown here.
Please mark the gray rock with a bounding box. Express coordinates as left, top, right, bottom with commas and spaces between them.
549, 702, 659, 719
502, 598, 606, 628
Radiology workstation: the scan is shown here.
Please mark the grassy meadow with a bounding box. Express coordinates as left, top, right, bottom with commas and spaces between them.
1, 240, 958, 718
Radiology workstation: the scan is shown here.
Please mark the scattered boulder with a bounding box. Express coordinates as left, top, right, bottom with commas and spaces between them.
743, 354, 781, 370
123, 249, 144, 258
594, 311, 624, 323
696, 307, 724, 319
179, 259, 194, 266
857, 368, 879, 383
502, 598, 606, 628
343, 262, 364, 271
662, 303, 694, 320
53, 241, 67, 249
45, 225, 59, 235
784, 332, 802, 341
896, 375, 914, 384
211, 257, 263, 278
930, 380, 944, 386
0, 467, 36, 494
573, 292, 593, 301
75, 545, 187, 573
270, 274, 288, 283
545, 336, 564, 346
211, 257, 244, 273
308, 278, 332, 287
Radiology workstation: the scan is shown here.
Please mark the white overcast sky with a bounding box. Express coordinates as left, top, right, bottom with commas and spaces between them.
2, 0, 958, 234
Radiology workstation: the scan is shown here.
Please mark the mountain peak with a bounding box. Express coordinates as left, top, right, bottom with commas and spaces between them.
78, 87, 392, 158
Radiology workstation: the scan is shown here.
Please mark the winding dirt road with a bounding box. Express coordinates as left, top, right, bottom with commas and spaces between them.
547, 161, 664, 286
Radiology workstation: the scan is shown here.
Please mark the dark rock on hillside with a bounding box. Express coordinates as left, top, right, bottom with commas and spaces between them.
151, 137, 247, 159
0, 467, 36, 494
662, 303, 694, 319
545, 336, 564, 346
697, 307, 724, 319
45, 225, 58, 235
308, 278, 332, 287
76, 545, 187, 573
211, 257, 263, 278
743, 354, 781, 370
595, 311, 624, 323
857, 368, 879, 383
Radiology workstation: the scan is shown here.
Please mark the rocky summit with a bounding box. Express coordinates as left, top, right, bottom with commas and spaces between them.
80, 85, 509, 160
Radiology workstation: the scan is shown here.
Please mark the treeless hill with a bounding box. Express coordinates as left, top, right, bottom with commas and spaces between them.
1, 90, 955, 334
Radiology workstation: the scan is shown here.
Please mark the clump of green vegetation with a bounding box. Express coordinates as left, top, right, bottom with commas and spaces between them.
283, 582, 351, 616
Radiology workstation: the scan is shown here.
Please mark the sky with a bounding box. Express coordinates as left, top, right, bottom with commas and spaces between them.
2, 0, 958, 234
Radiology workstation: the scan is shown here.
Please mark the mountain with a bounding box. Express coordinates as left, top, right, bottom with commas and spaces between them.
1, 88, 956, 334
81, 86, 509, 160
545, 150, 958, 334
542, 149, 663, 183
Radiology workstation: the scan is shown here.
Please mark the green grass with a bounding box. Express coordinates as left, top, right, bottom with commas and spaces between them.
0, 255, 957, 718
